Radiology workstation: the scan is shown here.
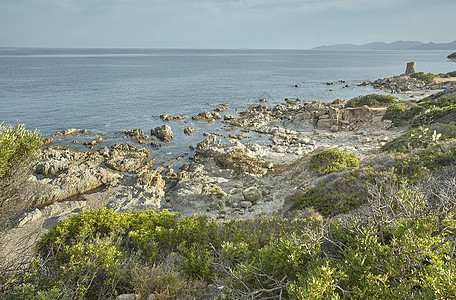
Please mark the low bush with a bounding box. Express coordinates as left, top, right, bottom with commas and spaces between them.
382, 126, 443, 153
382, 103, 410, 127
309, 148, 360, 175
411, 72, 437, 83
448, 52, 456, 61
331, 98, 345, 105
346, 94, 398, 108
448, 71, 456, 77
394, 140, 456, 180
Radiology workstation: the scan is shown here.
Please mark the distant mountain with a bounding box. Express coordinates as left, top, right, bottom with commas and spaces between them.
313, 40, 456, 50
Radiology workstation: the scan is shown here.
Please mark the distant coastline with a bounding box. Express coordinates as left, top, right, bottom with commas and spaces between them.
313, 40, 456, 51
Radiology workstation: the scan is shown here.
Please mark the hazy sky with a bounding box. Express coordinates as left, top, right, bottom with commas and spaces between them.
1, 0, 455, 49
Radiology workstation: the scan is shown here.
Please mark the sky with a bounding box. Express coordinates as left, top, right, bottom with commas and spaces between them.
0, 0, 455, 49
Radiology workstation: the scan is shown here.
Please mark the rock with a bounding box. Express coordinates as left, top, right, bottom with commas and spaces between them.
51, 128, 81, 136
196, 137, 270, 176
160, 114, 186, 121
214, 106, 229, 112
259, 98, 268, 102
192, 111, 222, 121
116, 294, 135, 300
136, 167, 165, 190
125, 128, 150, 140
42, 137, 53, 145
330, 125, 339, 132
147, 295, 157, 300
184, 126, 195, 136
31, 165, 123, 207
151, 125, 173, 142
225, 133, 251, 140
242, 186, 260, 203
105, 144, 152, 173
84, 136, 103, 147
405, 62, 416, 75
317, 118, 333, 129
240, 201, 253, 208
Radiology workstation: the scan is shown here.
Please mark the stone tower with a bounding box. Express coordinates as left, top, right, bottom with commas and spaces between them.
405, 62, 416, 75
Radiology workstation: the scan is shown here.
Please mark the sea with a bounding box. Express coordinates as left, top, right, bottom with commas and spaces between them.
1, 48, 454, 163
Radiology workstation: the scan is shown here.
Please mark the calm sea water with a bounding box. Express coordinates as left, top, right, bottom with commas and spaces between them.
0, 48, 454, 160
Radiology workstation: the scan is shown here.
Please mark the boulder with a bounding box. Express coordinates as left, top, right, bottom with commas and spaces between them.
240, 201, 253, 208
317, 118, 333, 129
151, 125, 173, 142
184, 126, 195, 136
242, 187, 260, 203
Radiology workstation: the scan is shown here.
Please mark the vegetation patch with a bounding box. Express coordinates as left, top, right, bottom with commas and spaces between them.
394, 140, 456, 180
309, 148, 360, 175
410, 72, 437, 83
291, 166, 385, 217
382, 103, 410, 127
448, 52, 456, 61
381, 88, 456, 129
0, 122, 42, 230
0, 122, 42, 179
346, 94, 398, 108
331, 98, 345, 105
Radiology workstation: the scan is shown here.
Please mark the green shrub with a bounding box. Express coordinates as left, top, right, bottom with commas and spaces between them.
383, 103, 410, 127
411, 72, 437, 83
380, 89, 456, 129
309, 149, 360, 175
0, 122, 42, 179
410, 104, 456, 128
448, 71, 456, 77
331, 99, 345, 105
291, 187, 368, 217
394, 140, 456, 180
0, 122, 42, 232
448, 52, 456, 61
346, 94, 398, 108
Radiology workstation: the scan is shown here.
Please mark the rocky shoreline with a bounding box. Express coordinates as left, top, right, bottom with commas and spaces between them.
3, 68, 455, 269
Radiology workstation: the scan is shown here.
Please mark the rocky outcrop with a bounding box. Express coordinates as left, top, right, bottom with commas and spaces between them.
105, 144, 153, 173
369, 74, 456, 93
51, 128, 87, 136
160, 114, 186, 121
151, 125, 174, 142
33, 147, 123, 206
196, 136, 272, 176
192, 111, 221, 121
